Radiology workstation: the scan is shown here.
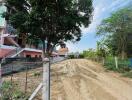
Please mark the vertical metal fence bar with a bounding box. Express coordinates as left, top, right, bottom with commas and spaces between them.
0, 61, 2, 98
25, 61, 28, 94
49, 57, 51, 100
11, 64, 13, 85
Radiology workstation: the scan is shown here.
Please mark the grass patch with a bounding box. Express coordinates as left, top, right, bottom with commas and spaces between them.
122, 71, 132, 78
33, 72, 41, 76
103, 57, 132, 78
1, 81, 28, 100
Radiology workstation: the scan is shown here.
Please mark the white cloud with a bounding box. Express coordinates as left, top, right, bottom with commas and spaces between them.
81, 0, 131, 34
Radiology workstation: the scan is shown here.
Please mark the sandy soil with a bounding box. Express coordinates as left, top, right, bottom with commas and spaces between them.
51, 59, 132, 100
3, 59, 132, 100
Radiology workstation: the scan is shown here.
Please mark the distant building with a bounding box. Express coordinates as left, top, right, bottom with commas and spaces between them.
58, 42, 69, 57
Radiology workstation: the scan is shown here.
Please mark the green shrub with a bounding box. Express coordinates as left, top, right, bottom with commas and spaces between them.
79, 54, 84, 58
104, 57, 132, 74
122, 71, 132, 78
68, 55, 75, 59
1, 81, 28, 100
33, 72, 41, 76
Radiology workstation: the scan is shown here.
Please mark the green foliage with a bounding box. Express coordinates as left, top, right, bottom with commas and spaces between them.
96, 41, 107, 57
82, 46, 107, 59
123, 71, 132, 78
5, 0, 30, 33
68, 53, 84, 59
104, 57, 131, 73
82, 49, 97, 58
5, 0, 93, 54
2, 81, 27, 100
68, 55, 75, 59
97, 6, 132, 59
33, 72, 41, 76
79, 53, 84, 58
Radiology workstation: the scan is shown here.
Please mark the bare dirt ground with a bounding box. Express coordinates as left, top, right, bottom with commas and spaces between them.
51, 59, 132, 100
3, 59, 132, 100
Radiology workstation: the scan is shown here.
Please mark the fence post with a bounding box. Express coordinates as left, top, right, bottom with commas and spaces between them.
0, 61, 2, 98
11, 64, 13, 85
25, 64, 28, 94
115, 56, 118, 69
42, 58, 50, 100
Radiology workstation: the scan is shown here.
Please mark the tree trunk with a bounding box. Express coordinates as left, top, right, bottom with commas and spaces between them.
102, 57, 105, 65
121, 50, 125, 60
120, 32, 127, 60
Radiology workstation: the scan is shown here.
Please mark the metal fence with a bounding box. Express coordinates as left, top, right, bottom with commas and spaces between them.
104, 57, 132, 72
0, 56, 66, 100
87, 57, 132, 72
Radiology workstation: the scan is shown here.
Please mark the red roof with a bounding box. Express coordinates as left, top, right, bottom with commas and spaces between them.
0, 48, 14, 58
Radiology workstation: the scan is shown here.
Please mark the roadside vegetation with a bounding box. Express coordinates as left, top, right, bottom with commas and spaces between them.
81, 49, 132, 78
1, 81, 28, 100
81, 6, 132, 78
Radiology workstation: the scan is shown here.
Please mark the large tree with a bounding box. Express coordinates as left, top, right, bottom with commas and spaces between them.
97, 6, 132, 59
5, 1, 93, 99
5, 0, 93, 55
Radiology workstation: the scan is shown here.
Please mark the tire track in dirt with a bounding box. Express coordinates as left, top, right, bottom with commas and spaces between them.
62, 78, 83, 100
77, 61, 132, 100
51, 59, 132, 100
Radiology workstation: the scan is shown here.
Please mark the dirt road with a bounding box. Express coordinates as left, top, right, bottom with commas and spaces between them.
51, 59, 132, 100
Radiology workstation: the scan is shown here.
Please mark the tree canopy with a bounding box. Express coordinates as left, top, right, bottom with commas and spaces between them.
5, 0, 93, 54
97, 6, 132, 59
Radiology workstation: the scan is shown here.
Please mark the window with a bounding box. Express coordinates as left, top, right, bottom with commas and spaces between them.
35, 55, 38, 58
26, 55, 31, 58
39, 55, 41, 58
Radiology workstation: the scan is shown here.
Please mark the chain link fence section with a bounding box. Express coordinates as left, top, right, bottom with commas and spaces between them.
1, 56, 66, 100
87, 57, 132, 73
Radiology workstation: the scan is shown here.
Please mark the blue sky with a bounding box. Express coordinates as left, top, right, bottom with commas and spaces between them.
65, 0, 132, 53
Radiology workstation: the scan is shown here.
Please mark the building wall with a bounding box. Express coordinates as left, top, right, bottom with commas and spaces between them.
58, 47, 69, 56
21, 51, 42, 58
